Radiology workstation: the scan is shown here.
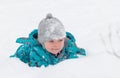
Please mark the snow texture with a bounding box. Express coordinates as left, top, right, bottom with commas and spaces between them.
0, 0, 120, 78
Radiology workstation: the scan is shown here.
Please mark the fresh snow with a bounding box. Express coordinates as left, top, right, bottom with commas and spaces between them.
0, 0, 120, 78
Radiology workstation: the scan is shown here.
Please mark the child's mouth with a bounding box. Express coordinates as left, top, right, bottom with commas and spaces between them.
51, 49, 60, 52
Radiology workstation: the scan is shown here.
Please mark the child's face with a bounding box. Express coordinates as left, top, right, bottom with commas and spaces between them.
44, 38, 65, 55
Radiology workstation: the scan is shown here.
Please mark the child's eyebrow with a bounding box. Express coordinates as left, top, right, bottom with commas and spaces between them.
59, 39, 63, 40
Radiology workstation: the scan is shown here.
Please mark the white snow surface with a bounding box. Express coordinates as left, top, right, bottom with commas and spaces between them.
0, 0, 120, 78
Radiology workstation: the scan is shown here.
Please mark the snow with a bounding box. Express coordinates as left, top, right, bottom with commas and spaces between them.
0, 0, 120, 78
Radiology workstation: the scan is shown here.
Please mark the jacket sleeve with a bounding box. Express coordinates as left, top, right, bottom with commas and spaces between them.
65, 32, 86, 58
13, 44, 31, 63
10, 38, 31, 63
11, 37, 50, 67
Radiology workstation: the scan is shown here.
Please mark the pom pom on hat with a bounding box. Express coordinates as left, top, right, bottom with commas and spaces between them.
38, 13, 66, 44
46, 13, 53, 19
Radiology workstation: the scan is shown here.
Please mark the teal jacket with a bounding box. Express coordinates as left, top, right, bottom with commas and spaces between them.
11, 29, 86, 67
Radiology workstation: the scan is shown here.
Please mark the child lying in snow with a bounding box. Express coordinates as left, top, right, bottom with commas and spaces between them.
10, 13, 86, 67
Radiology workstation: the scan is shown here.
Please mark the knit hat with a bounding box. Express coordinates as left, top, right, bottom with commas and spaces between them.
38, 13, 66, 44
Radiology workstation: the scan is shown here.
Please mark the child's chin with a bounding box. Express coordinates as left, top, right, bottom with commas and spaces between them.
51, 51, 60, 54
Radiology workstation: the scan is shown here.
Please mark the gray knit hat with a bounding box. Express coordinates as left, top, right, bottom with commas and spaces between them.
38, 13, 66, 44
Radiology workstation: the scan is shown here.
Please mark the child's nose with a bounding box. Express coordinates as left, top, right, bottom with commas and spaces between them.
53, 42, 59, 47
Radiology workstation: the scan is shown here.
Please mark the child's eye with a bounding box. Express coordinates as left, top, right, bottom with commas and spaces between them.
59, 39, 63, 42
49, 40, 54, 43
